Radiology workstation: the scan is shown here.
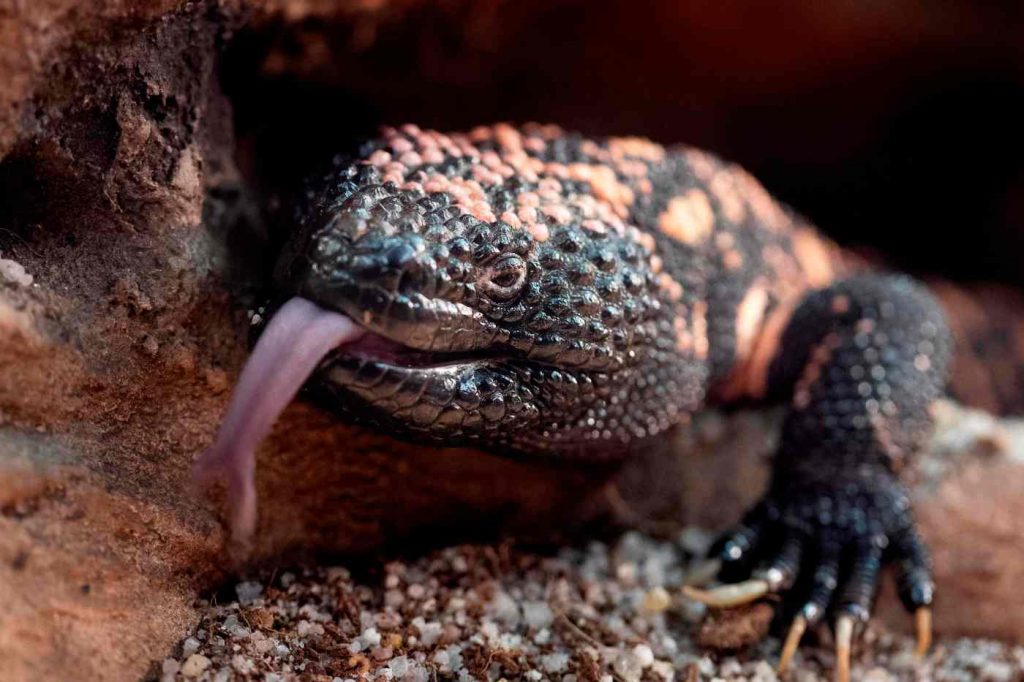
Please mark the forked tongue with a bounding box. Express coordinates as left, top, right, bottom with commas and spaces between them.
192, 296, 364, 547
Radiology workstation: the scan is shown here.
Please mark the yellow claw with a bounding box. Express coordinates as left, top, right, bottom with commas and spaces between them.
835, 615, 854, 682
914, 607, 932, 658
777, 615, 807, 676
681, 579, 769, 608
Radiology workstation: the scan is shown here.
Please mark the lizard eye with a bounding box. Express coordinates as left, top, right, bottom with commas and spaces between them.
479, 254, 527, 301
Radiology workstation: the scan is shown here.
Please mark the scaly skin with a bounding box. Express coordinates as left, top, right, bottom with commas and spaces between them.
202, 123, 954, 676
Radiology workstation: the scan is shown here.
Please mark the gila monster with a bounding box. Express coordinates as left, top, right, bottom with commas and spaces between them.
194, 123, 960, 680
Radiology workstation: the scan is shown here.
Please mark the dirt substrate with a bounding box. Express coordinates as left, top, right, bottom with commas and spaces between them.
161, 530, 1024, 682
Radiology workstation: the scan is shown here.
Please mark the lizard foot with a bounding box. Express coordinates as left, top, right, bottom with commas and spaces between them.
686, 479, 934, 681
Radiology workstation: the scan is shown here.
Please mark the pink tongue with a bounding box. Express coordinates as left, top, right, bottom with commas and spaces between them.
192, 296, 364, 547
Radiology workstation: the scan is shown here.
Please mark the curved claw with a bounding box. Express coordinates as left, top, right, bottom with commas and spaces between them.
914, 607, 932, 658
777, 615, 806, 676
682, 579, 769, 608
835, 615, 854, 682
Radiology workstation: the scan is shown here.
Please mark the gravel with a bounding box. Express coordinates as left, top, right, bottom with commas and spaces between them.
161, 530, 1024, 681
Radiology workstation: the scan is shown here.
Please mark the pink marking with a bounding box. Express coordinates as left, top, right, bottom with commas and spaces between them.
192, 297, 364, 547
390, 137, 414, 154
367, 150, 391, 167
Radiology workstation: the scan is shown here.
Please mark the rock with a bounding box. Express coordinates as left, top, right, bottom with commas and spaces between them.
180, 654, 210, 678
695, 603, 774, 653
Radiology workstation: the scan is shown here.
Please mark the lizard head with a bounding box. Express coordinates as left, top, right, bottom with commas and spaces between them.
196, 124, 707, 541
274, 168, 673, 453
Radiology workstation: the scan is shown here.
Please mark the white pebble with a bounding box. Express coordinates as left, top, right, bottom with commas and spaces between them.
159, 655, 180, 675
235, 581, 263, 604
416, 620, 442, 647
181, 636, 201, 657
389, 656, 410, 677
231, 655, 254, 674
297, 620, 325, 638
522, 601, 554, 629
542, 653, 570, 673
612, 650, 643, 682
0, 259, 33, 287
632, 644, 655, 668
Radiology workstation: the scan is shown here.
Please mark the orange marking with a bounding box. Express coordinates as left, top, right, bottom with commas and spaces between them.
567, 164, 635, 218
717, 298, 799, 401
734, 285, 770, 363
658, 190, 714, 245
792, 229, 836, 288
709, 170, 747, 223
608, 136, 666, 162
527, 222, 549, 242
493, 123, 523, 152
685, 148, 717, 182
659, 273, 683, 302
792, 333, 840, 409
723, 249, 744, 270
674, 316, 691, 353
692, 300, 709, 360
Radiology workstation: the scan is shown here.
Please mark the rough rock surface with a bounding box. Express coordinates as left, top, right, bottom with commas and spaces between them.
0, 2, 1023, 681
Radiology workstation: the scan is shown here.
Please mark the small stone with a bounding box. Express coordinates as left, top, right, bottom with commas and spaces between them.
616, 562, 638, 584
522, 600, 554, 629
236, 580, 263, 604
416, 620, 443, 647
297, 620, 324, 638
181, 637, 201, 657
389, 655, 410, 677
642, 586, 671, 613
0, 259, 33, 287
980, 660, 1014, 681
487, 590, 520, 626
541, 653, 570, 673
231, 655, 254, 674
650, 661, 674, 681
632, 644, 654, 668
612, 650, 643, 682
181, 654, 210, 678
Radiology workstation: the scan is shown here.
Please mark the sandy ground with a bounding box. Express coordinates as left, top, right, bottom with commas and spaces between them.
159, 529, 1024, 682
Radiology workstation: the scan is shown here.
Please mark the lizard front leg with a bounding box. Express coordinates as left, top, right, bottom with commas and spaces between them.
690, 274, 951, 680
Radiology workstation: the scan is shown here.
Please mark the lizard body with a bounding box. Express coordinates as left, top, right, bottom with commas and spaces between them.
195, 124, 953, 678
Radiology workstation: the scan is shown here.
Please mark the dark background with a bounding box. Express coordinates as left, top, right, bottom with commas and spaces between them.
224, 0, 1024, 288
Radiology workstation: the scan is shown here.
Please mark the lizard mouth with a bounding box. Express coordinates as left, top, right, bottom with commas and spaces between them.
332, 330, 503, 370
191, 296, 507, 544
